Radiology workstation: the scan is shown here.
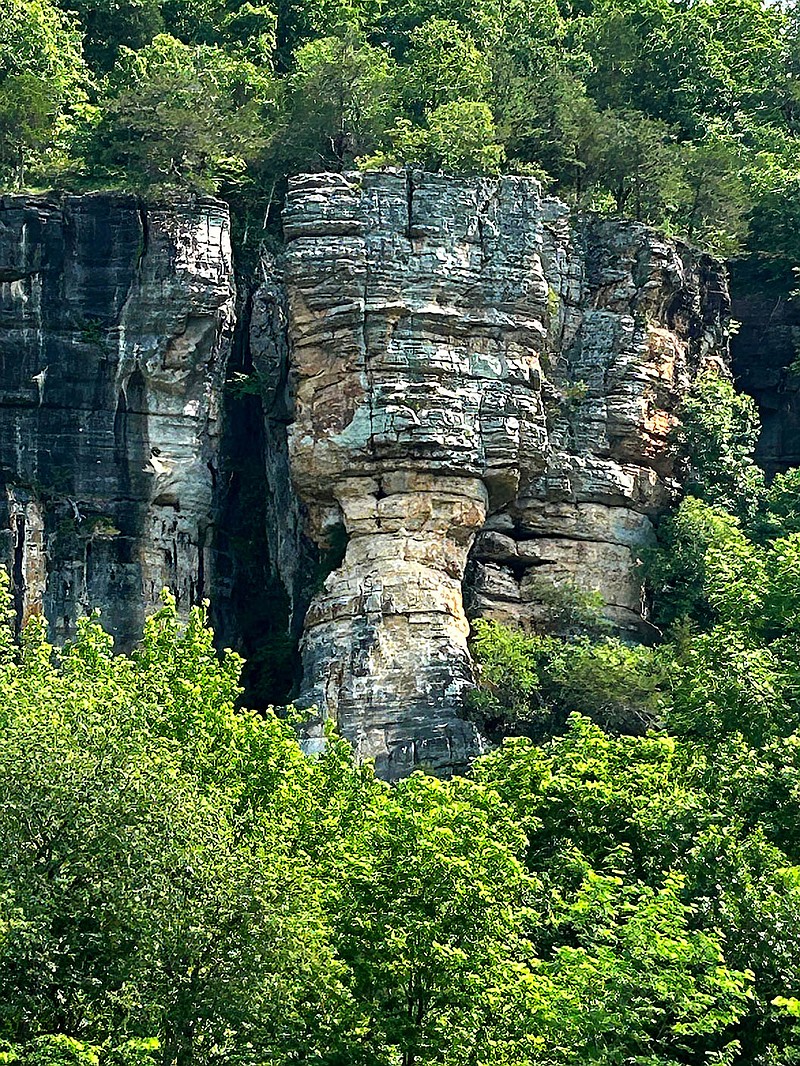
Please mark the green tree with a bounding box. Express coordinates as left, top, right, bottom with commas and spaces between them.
590, 107, 681, 221
469, 619, 664, 739
425, 100, 504, 174
401, 19, 490, 114
0, 593, 360, 1064
644, 496, 747, 629
159, 0, 277, 54
56, 0, 164, 73
493, 61, 597, 190
675, 129, 751, 255
270, 0, 383, 69
279, 26, 398, 169
0, 0, 90, 187
675, 369, 765, 522
85, 34, 275, 193
366, 100, 504, 175
577, 0, 786, 134
752, 467, 800, 542
473, 720, 753, 1063
331, 772, 533, 1065
743, 151, 800, 283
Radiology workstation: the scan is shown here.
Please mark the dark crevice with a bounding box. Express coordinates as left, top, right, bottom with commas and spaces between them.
196, 530, 205, 603
12, 513, 24, 636
729, 257, 800, 477
136, 204, 149, 271
84, 539, 93, 598
211, 277, 300, 708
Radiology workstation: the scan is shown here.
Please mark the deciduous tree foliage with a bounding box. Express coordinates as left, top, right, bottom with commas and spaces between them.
1, 0, 798, 265
85, 34, 275, 192
0, 0, 90, 187
0, 582, 763, 1066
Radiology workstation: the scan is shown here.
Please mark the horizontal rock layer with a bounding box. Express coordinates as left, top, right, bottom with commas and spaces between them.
0, 177, 730, 778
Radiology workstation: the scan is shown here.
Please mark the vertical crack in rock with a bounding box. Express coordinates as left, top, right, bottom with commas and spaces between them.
11, 510, 24, 634
405, 169, 414, 244
211, 257, 315, 709
136, 203, 149, 271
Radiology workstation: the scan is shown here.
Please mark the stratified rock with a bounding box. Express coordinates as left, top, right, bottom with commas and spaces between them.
281, 171, 729, 776
492, 215, 730, 635
0, 176, 731, 779
0, 192, 234, 645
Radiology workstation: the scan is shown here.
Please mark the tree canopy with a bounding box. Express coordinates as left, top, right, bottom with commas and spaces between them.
0, 0, 794, 265
0, 581, 774, 1066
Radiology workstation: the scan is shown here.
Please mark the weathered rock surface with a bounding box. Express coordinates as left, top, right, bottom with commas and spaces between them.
0, 176, 731, 778
280, 171, 729, 776
0, 192, 234, 645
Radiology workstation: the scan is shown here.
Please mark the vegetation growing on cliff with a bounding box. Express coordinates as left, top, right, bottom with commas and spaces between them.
2, 0, 800, 263
463, 364, 800, 1062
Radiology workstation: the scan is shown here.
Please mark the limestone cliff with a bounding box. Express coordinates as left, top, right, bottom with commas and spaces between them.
0, 192, 234, 646
279, 171, 729, 776
0, 176, 731, 779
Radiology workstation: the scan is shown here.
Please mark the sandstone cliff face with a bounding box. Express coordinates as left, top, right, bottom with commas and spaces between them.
0, 178, 731, 779
0, 193, 234, 646
280, 171, 729, 777
476, 214, 729, 635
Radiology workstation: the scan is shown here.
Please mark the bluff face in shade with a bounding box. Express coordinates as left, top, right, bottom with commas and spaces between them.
0, 193, 234, 647
0, 174, 730, 776
729, 271, 800, 478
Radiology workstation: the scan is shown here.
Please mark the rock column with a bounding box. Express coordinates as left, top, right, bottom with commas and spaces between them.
283, 171, 553, 775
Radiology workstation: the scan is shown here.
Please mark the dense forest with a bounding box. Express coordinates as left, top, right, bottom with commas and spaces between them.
5, 375, 800, 1065
6, 0, 800, 1064
4, 0, 800, 268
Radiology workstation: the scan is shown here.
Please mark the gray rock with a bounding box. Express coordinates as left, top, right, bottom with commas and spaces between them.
730, 278, 800, 477
0, 175, 731, 780
0, 192, 234, 645
280, 171, 729, 776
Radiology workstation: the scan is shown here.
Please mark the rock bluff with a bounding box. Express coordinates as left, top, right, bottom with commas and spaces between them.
279, 171, 729, 776
0, 175, 730, 776
0, 193, 234, 646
